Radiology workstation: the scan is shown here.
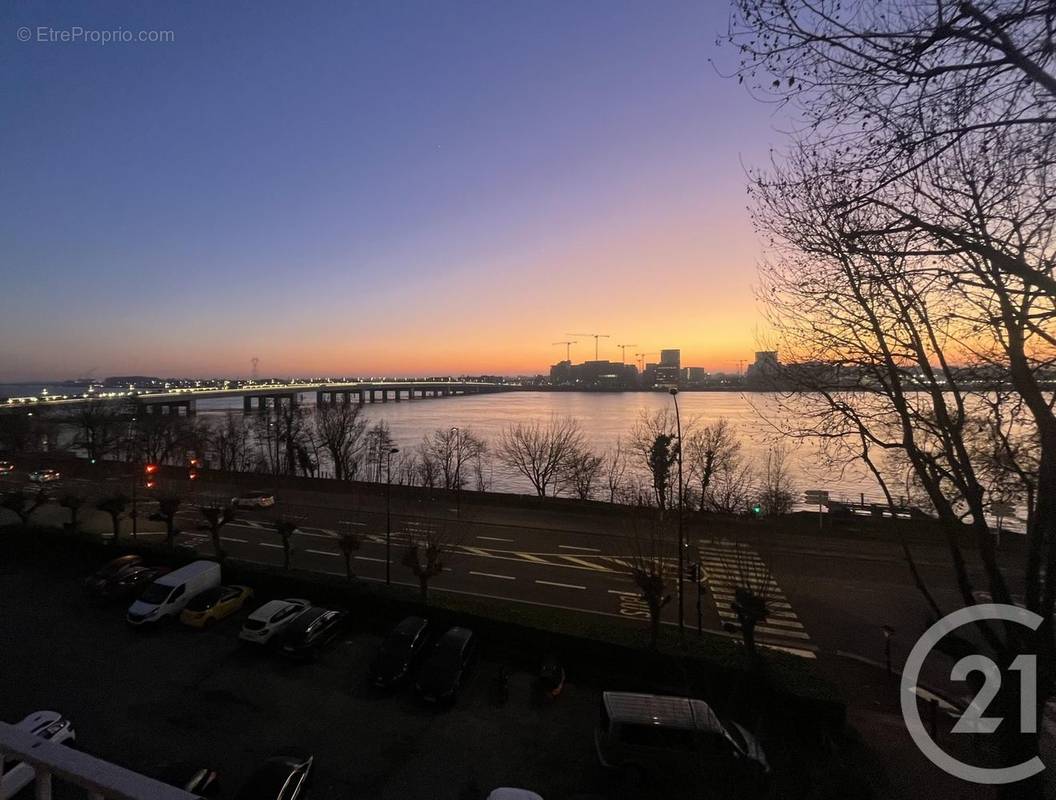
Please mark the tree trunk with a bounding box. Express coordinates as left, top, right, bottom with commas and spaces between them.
648, 612, 660, 650
418, 575, 429, 605
343, 554, 353, 580
110, 514, 121, 543
211, 530, 226, 560
165, 520, 176, 551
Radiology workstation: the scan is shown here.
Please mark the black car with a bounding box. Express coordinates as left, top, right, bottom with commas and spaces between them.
277, 607, 346, 659
370, 616, 430, 688
415, 626, 478, 704
83, 555, 147, 598
234, 749, 312, 800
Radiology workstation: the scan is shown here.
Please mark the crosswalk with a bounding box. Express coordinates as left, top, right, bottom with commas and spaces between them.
698, 539, 816, 659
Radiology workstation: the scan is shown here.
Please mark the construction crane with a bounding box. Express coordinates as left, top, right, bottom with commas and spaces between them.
569, 333, 610, 361
551, 341, 577, 362
635, 352, 659, 372
615, 344, 637, 364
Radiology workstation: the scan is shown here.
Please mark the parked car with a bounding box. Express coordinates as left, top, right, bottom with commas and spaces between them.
127, 560, 222, 626
0, 711, 76, 798
278, 607, 347, 659
28, 468, 61, 483
594, 692, 769, 786
84, 554, 144, 595
180, 585, 254, 628
486, 791, 544, 800
371, 616, 430, 688
231, 491, 276, 509
96, 564, 173, 602
234, 749, 313, 800
239, 598, 311, 645
0, 461, 14, 474
415, 626, 478, 704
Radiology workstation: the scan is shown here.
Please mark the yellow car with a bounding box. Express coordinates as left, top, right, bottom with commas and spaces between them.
180, 585, 254, 629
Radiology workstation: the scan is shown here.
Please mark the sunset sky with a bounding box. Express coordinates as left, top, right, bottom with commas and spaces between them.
1, 1, 782, 381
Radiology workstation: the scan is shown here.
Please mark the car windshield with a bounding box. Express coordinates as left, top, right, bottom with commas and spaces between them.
138, 583, 172, 605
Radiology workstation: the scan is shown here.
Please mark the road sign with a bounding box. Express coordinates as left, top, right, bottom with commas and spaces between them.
804, 490, 830, 504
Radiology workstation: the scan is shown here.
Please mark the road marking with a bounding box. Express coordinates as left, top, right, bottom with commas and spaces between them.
354, 555, 387, 563
306, 549, 339, 557
559, 555, 610, 571
558, 544, 601, 553
259, 542, 283, 549
469, 571, 516, 581
535, 580, 586, 590
220, 536, 248, 543
476, 535, 514, 542
607, 589, 639, 596
292, 530, 333, 539
338, 520, 366, 526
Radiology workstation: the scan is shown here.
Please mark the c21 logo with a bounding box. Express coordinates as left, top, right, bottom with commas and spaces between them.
901, 604, 1045, 785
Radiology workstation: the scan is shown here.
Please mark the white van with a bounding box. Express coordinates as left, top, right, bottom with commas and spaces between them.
594, 692, 768, 784
127, 560, 221, 626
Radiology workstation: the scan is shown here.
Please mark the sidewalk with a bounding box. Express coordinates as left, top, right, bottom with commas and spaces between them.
815, 652, 996, 800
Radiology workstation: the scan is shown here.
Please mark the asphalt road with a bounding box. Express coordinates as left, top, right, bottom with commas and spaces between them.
1, 463, 1027, 673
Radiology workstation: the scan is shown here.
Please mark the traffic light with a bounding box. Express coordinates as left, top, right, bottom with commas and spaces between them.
144, 463, 158, 490
751, 502, 762, 516
188, 458, 201, 481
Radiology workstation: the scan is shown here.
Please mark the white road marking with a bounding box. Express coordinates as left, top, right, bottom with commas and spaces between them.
259, 542, 283, 549
558, 544, 601, 552
306, 549, 339, 557
354, 555, 387, 563
535, 580, 586, 590
476, 535, 514, 542
220, 536, 248, 543
292, 530, 333, 539
469, 571, 516, 581
338, 520, 366, 526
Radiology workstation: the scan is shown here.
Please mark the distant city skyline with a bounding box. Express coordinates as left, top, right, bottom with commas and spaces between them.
2, 1, 784, 382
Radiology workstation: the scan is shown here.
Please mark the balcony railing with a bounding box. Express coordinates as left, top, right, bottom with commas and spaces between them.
0, 722, 197, 800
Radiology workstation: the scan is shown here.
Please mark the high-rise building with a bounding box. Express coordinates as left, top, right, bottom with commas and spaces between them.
660, 349, 681, 368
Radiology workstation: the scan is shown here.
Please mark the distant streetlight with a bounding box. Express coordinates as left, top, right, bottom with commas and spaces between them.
385, 447, 399, 585
670, 387, 685, 640
451, 426, 461, 519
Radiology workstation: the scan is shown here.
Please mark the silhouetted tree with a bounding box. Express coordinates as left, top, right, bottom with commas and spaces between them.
336, 528, 361, 579
497, 417, 584, 497
155, 494, 182, 550
96, 493, 130, 543
59, 493, 85, 534
401, 517, 461, 604
626, 512, 673, 650
2, 489, 49, 526
199, 503, 235, 560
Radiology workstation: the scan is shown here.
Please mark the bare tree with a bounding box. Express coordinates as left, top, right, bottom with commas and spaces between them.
630, 410, 686, 510
470, 451, 493, 492
603, 438, 628, 503
712, 540, 776, 661
314, 401, 366, 481
364, 421, 397, 483
497, 417, 584, 497
69, 398, 124, 463
704, 458, 755, 515
560, 447, 605, 500
758, 444, 796, 516
275, 517, 298, 570
200, 503, 235, 560
626, 511, 674, 649
153, 494, 182, 550
401, 516, 462, 604
96, 493, 129, 543
2, 489, 50, 527
336, 527, 361, 579
684, 419, 740, 512
208, 414, 254, 472
421, 427, 487, 490
59, 493, 85, 534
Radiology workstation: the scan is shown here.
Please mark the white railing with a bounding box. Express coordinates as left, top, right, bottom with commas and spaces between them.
0, 722, 197, 800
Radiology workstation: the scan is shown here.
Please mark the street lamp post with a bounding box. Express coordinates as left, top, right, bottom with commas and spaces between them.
128, 416, 139, 540
451, 426, 461, 519
670, 388, 685, 639
385, 447, 399, 585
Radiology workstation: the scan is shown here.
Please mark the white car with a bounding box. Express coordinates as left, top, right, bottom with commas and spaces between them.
1, 711, 76, 797
239, 598, 310, 645
231, 491, 276, 509
28, 468, 61, 483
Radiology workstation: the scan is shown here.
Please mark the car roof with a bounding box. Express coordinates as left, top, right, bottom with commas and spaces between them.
601, 692, 724, 734
394, 616, 427, 635
441, 626, 473, 643
153, 560, 219, 586
248, 599, 303, 620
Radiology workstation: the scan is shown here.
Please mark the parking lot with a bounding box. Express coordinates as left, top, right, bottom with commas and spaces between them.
0, 555, 611, 799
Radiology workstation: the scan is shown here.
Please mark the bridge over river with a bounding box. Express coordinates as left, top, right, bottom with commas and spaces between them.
1, 380, 520, 416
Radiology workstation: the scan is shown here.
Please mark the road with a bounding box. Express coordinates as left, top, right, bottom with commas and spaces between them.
2, 461, 1026, 672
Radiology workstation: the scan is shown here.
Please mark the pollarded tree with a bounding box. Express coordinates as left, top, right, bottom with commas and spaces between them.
59, 493, 85, 534
96, 493, 130, 543
497, 417, 584, 497
336, 528, 361, 579
155, 494, 182, 551
200, 503, 235, 561
275, 518, 298, 570
2, 489, 50, 526
401, 517, 461, 605
626, 511, 673, 650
